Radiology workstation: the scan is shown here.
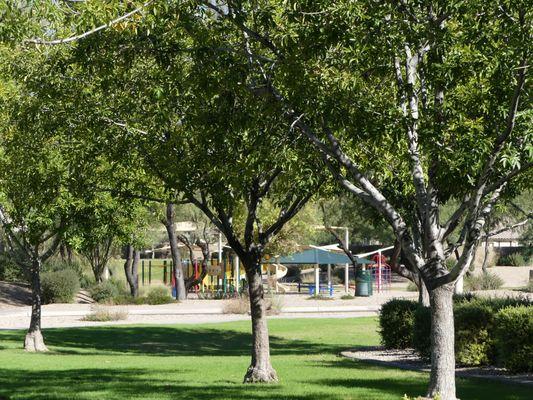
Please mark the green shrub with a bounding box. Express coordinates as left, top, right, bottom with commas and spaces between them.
145, 287, 173, 305
0, 254, 26, 282
454, 300, 495, 366
494, 306, 533, 373
79, 274, 95, 289
89, 281, 120, 303
307, 294, 333, 300
41, 269, 80, 304
412, 296, 532, 366
379, 299, 418, 349
412, 306, 431, 359
499, 253, 527, 266
406, 281, 418, 292
464, 272, 504, 291
43, 258, 94, 289
112, 294, 145, 305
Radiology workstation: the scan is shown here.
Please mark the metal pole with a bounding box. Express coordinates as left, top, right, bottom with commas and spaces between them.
377, 250, 382, 293
315, 264, 320, 296
142, 260, 145, 286
344, 227, 350, 293
275, 263, 278, 293
149, 260, 152, 284
234, 255, 240, 293
218, 231, 223, 265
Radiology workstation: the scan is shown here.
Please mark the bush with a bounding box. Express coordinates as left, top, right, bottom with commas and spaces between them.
266, 294, 284, 315
0, 254, 26, 282
464, 272, 504, 291
412, 306, 431, 359
145, 287, 173, 305
43, 258, 94, 289
111, 294, 145, 305
307, 294, 333, 300
82, 306, 128, 322
379, 299, 418, 349
340, 294, 355, 300
454, 300, 495, 366
412, 296, 532, 366
499, 252, 527, 266
89, 281, 120, 303
406, 281, 418, 292
41, 269, 80, 304
494, 306, 533, 373
223, 297, 250, 314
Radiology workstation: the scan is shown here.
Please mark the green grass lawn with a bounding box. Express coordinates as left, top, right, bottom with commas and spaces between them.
0, 317, 529, 400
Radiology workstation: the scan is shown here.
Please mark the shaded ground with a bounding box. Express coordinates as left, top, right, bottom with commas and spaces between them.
0, 318, 530, 400
0, 281, 30, 308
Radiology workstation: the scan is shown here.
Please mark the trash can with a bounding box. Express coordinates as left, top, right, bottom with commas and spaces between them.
355, 270, 372, 297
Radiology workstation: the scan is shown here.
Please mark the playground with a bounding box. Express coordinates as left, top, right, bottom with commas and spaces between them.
108, 245, 398, 300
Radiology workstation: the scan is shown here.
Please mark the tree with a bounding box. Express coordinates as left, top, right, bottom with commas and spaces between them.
188, 2, 531, 398
20, 2, 325, 382
0, 48, 74, 351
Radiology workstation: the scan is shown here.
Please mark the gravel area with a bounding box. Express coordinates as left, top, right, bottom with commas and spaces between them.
341, 347, 533, 386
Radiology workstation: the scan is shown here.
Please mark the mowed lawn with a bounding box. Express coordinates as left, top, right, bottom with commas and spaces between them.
0, 318, 529, 400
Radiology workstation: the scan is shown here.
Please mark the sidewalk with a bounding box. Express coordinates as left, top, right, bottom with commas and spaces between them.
0, 291, 417, 329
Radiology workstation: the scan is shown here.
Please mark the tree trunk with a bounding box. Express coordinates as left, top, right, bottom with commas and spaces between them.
25, 259, 48, 352
427, 283, 456, 400
165, 203, 186, 300
243, 260, 278, 383
124, 245, 140, 297
418, 277, 430, 307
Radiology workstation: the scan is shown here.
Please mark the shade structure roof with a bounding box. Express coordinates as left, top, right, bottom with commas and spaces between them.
273, 248, 373, 265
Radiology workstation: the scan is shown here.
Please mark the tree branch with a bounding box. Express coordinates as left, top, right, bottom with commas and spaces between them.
25, 0, 155, 45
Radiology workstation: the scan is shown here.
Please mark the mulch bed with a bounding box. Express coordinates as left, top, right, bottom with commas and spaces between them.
341, 346, 533, 386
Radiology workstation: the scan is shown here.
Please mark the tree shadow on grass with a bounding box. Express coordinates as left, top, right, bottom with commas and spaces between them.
0, 326, 345, 357
0, 367, 339, 400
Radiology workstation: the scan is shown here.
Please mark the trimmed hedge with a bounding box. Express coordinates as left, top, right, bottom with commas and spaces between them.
412, 305, 431, 359
454, 300, 494, 365
494, 306, 533, 373
379, 299, 418, 349
410, 296, 532, 370
41, 269, 80, 304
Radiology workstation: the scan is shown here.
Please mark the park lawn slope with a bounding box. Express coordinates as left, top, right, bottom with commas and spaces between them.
0, 317, 529, 400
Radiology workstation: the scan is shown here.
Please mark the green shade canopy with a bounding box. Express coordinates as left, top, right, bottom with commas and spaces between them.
273, 248, 373, 265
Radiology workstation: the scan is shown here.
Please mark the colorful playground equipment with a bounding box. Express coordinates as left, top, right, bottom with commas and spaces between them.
139, 244, 394, 298
139, 254, 288, 297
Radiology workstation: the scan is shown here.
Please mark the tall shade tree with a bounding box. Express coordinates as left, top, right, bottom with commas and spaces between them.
191, 1, 531, 398
21, 2, 325, 381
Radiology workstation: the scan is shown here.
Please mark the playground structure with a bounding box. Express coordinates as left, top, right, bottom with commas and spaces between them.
137, 254, 288, 297
136, 241, 394, 297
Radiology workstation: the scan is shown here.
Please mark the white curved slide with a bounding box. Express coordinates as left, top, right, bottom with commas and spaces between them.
262, 263, 289, 292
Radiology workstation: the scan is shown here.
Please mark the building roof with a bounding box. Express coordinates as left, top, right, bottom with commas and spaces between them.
274, 247, 373, 265
488, 227, 526, 242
